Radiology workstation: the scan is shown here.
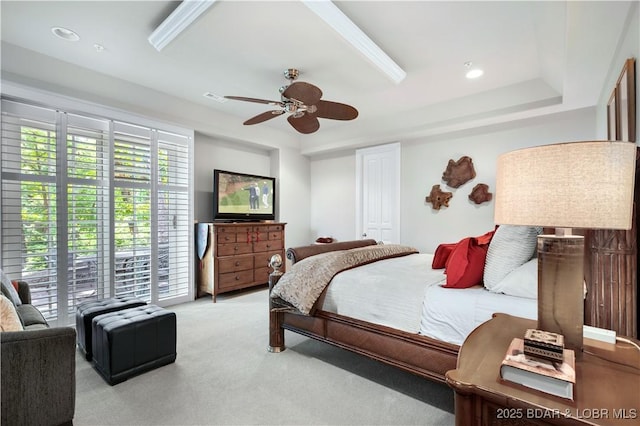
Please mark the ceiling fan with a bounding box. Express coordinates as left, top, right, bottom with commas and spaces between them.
225, 69, 358, 134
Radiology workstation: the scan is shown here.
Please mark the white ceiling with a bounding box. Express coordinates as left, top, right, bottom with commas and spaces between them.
0, 1, 634, 156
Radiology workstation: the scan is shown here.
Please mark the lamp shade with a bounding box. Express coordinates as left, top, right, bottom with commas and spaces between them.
494, 141, 636, 230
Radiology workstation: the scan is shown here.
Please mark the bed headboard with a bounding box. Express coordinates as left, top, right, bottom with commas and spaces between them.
286, 239, 378, 264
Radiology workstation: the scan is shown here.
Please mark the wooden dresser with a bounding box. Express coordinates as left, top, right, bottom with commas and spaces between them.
199, 222, 285, 302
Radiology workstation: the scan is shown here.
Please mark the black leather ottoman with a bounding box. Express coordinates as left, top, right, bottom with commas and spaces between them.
92, 304, 177, 385
76, 296, 146, 361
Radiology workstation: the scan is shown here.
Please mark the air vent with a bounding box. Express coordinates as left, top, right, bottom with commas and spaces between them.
203, 92, 227, 103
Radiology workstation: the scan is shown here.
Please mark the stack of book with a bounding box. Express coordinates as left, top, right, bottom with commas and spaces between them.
500, 337, 576, 400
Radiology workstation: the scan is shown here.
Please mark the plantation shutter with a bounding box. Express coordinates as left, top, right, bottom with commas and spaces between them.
66, 113, 111, 309
157, 131, 191, 300
1, 100, 60, 320
1, 96, 193, 325
113, 122, 153, 300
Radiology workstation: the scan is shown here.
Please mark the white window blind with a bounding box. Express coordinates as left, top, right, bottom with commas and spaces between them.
66, 113, 111, 308
1, 99, 193, 325
157, 131, 190, 301
113, 122, 153, 300
1, 100, 60, 319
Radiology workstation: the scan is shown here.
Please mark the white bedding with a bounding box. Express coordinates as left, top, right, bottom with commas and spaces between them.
319, 253, 445, 333
318, 252, 538, 346
420, 283, 537, 345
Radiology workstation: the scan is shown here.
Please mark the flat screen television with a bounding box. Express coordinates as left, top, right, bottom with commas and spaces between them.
213, 169, 276, 222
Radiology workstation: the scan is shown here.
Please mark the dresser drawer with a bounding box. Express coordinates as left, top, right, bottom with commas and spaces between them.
253, 239, 283, 253
218, 270, 254, 289
217, 233, 236, 244
254, 251, 284, 270
217, 243, 252, 256
218, 255, 253, 273
217, 226, 253, 244
217, 225, 253, 234
254, 266, 270, 284
267, 224, 284, 232
268, 231, 283, 240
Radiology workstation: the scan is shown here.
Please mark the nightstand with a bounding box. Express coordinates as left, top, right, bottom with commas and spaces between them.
446, 313, 640, 426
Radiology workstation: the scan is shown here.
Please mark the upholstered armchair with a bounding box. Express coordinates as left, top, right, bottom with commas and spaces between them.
1, 280, 76, 426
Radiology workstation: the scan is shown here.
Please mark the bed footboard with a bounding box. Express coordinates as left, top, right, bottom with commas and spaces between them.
267, 257, 459, 383
268, 268, 286, 352
286, 239, 378, 264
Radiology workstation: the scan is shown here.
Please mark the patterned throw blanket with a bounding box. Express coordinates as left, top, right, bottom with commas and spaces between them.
270, 244, 418, 315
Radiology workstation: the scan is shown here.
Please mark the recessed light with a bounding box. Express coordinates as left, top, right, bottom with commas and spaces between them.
466, 69, 484, 79
464, 61, 483, 79
51, 26, 80, 42
203, 92, 227, 103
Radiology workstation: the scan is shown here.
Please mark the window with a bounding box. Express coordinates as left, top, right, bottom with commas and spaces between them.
1, 99, 193, 326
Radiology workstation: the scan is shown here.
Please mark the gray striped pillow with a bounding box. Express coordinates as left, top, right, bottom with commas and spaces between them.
483, 225, 542, 291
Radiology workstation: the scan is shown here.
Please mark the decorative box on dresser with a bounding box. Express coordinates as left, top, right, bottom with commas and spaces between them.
198, 222, 285, 302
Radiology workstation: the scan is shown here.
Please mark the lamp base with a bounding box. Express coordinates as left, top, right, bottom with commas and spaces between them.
537, 234, 584, 356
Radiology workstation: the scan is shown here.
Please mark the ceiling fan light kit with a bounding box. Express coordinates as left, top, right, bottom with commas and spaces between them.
225, 69, 358, 134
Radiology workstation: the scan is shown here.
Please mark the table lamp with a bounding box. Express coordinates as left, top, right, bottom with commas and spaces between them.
494, 141, 636, 353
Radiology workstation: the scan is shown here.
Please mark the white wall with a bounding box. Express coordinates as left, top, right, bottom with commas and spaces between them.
310, 107, 597, 253
401, 108, 596, 253
194, 135, 311, 250
596, 1, 639, 143
194, 134, 272, 223
310, 153, 357, 242
271, 147, 312, 249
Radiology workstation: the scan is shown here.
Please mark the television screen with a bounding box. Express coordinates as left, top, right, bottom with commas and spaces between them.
213, 169, 276, 222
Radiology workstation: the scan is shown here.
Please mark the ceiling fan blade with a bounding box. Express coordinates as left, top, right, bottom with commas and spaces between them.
287, 113, 320, 134
225, 96, 284, 107
282, 82, 323, 106
313, 100, 359, 121
243, 110, 284, 125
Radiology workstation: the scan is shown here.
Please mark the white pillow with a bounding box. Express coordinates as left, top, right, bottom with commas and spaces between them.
483, 225, 541, 290
489, 258, 537, 299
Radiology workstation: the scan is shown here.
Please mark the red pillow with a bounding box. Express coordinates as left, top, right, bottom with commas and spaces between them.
432, 243, 456, 269
442, 237, 490, 289
475, 227, 497, 245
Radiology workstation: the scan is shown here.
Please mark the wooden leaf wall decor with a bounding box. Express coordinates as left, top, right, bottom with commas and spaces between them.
469, 183, 492, 204
442, 156, 476, 188
425, 184, 453, 210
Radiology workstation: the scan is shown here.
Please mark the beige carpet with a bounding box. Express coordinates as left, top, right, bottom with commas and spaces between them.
74, 287, 455, 425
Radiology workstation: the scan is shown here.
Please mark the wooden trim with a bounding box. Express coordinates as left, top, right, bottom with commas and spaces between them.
616, 58, 636, 142
281, 310, 459, 383
584, 147, 639, 338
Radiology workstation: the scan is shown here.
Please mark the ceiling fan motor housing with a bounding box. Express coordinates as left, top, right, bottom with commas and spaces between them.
225, 67, 358, 134
284, 68, 299, 81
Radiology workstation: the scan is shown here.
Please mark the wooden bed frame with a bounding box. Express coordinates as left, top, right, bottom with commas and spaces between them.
267, 239, 468, 384
268, 223, 638, 384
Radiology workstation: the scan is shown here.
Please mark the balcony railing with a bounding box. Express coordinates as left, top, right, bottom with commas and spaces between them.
23, 245, 170, 319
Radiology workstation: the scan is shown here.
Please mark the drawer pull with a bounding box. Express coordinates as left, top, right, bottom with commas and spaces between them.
235, 261, 240, 266
235, 276, 240, 280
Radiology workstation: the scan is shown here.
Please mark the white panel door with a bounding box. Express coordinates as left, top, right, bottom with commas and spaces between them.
356, 143, 400, 243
